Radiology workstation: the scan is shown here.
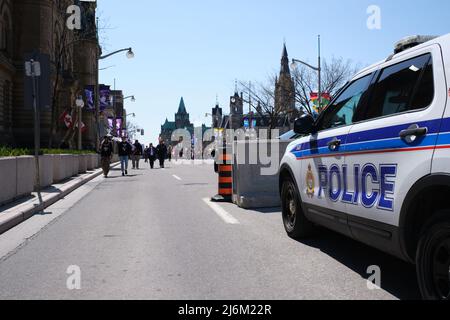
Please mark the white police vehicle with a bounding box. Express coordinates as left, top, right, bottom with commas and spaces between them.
279, 34, 450, 300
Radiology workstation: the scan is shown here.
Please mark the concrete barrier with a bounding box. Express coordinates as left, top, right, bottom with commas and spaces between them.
87, 154, 95, 170
62, 154, 73, 179
16, 156, 34, 198
38, 155, 54, 188
0, 153, 103, 206
78, 155, 87, 174
0, 157, 17, 206
52, 154, 64, 183
111, 154, 119, 165
96, 154, 102, 168
72, 155, 79, 176
232, 140, 293, 209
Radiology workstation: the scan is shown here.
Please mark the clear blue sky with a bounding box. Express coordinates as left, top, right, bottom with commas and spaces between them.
98, 0, 450, 145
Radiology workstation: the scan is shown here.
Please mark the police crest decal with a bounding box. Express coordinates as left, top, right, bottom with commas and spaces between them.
306, 164, 315, 198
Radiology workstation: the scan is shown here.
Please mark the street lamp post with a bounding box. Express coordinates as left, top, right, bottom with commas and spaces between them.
291, 35, 322, 112
95, 46, 135, 149
75, 96, 85, 150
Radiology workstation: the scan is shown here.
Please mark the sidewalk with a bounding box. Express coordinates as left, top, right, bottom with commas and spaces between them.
0, 162, 119, 235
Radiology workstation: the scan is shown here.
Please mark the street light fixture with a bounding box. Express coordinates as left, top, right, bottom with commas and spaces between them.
95, 46, 135, 148
124, 95, 136, 102
126, 49, 135, 59
291, 35, 322, 112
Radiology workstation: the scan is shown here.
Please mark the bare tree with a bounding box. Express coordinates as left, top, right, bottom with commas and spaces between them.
292, 57, 359, 116
48, 0, 74, 148
239, 75, 290, 138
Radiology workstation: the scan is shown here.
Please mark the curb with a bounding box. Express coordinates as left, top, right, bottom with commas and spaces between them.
0, 162, 120, 235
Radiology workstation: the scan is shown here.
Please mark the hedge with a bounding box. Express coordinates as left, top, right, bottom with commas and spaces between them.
0, 147, 97, 157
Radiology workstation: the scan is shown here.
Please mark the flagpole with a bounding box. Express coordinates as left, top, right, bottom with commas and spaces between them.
318, 35, 322, 112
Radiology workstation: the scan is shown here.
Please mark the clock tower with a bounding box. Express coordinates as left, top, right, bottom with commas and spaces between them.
229, 91, 243, 129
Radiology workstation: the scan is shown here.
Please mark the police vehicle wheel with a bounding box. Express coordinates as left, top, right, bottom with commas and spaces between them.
281, 176, 315, 239
416, 218, 450, 300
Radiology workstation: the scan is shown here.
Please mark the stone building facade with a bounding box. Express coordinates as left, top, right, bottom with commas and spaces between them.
0, 0, 99, 148
160, 97, 195, 145
275, 44, 296, 119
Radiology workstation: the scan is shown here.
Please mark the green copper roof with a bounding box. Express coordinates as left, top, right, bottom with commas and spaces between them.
162, 118, 176, 130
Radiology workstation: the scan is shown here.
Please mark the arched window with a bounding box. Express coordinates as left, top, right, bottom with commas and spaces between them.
0, 8, 12, 57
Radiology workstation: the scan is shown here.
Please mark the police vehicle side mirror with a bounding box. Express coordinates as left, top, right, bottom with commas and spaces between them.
294, 114, 316, 135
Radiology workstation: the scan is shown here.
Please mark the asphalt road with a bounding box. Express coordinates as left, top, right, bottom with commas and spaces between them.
0, 160, 421, 300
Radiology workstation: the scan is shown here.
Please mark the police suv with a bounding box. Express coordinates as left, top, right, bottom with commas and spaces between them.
279, 34, 450, 300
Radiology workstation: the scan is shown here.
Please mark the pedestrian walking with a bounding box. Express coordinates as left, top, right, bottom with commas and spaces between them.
147, 143, 157, 169
156, 140, 168, 168
179, 148, 184, 159
118, 136, 132, 176
132, 139, 143, 169
144, 146, 149, 163
100, 135, 113, 178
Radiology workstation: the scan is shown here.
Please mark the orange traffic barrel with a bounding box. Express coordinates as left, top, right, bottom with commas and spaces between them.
211, 146, 233, 202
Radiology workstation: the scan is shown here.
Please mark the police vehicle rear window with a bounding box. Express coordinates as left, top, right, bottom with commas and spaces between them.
363, 53, 434, 121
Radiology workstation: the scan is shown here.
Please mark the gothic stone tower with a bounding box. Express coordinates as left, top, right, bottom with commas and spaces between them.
275, 44, 296, 120
229, 91, 243, 130
175, 97, 191, 129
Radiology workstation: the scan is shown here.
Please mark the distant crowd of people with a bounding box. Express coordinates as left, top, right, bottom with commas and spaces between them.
99, 136, 174, 177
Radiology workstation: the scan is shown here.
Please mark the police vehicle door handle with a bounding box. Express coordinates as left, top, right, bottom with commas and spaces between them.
399, 125, 428, 142
327, 138, 341, 151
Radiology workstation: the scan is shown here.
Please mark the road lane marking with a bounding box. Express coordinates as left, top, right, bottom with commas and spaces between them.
172, 175, 182, 181
202, 198, 240, 225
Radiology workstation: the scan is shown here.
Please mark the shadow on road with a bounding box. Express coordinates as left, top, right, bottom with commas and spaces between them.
252, 207, 282, 214
295, 228, 421, 300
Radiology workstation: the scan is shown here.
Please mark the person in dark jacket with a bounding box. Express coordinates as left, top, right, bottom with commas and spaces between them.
144, 146, 149, 163
100, 136, 113, 177
146, 143, 157, 169
156, 140, 168, 168
132, 140, 143, 170
117, 136, 133, 176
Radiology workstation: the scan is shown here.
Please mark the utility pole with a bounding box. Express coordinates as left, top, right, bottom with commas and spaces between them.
95, 17, 100, 150
25, 59, 41, 194
317, 35, 322, 112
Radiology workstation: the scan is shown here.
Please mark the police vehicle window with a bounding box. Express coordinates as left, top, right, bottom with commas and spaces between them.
319, 74, 372, 131
363, 54, 433, 120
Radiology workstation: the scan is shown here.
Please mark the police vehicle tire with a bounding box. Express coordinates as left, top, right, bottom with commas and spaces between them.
416, 215, 450, 300
281, 176, 315, 239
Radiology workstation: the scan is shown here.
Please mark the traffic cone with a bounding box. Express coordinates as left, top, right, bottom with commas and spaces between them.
211, 146, 233, 202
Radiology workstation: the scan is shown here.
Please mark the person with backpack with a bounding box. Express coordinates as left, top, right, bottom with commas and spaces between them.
100, 135, 113, 178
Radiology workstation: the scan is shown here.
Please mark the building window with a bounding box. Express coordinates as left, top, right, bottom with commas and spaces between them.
0, 12, 12, 57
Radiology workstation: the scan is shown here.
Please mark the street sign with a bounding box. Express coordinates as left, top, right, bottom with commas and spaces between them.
24, 52, 51, 110
25, 61, 41, 77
